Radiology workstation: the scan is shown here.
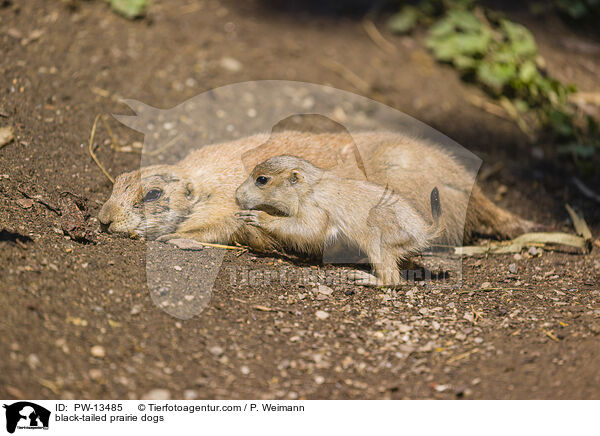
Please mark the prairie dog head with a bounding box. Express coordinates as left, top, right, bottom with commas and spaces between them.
98, 165, 204, 239
235, 155, 324, 216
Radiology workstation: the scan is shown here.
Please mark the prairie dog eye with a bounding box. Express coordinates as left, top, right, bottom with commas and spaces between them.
255, 176, 270, 187
143, 188, 163, 202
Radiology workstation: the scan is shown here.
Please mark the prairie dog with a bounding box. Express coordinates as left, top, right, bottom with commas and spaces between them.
98, 130, 539, 248
97, 131, 365, 251
236, 155, 442, 286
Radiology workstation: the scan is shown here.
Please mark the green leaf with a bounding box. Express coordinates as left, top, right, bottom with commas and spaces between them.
454, 32, 491, 55
500, 20, 537, 57
519, 60, 538, 83
428, 37, 461, 61
453, 54, 479, 71
428, 17, 456, 38
555, 0, 588, 18
447, 10, 482, 33
547, 109, 574, 136
108, 0, 148, 19
427, 31, 490, 62
388, 6, 420, 34
557, 143, 596, 158
477, 62, 517, 92
514, 99, 529, 112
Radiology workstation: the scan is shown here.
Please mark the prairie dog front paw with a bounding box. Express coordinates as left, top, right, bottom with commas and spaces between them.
235, 210, 271, 227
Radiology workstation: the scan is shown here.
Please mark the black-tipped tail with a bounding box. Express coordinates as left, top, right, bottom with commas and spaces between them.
430, 187, 442, 225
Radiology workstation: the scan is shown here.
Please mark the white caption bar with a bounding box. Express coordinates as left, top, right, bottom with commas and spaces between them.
1, 400, 597, 436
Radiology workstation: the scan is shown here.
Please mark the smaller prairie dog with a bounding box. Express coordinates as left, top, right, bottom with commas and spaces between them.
235, 155, 442, 286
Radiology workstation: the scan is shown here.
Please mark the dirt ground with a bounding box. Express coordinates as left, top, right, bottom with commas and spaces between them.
1, 0, 599, 400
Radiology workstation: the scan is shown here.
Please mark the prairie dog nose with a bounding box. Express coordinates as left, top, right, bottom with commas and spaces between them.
99, 221, 111, 233
97, 203, 113, 230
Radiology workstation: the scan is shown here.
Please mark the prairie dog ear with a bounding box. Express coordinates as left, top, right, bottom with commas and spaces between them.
289, 169, 303, 185
185, 182, 195, 201
183, 180, 211, 204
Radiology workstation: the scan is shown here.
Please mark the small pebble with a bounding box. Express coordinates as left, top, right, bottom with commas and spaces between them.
130, 305, 142, 315
183, 389, 198, 400
209, 346, 224, 356
17, 198, 34, 209
89, 369, 102, 380
0, 126, 15, 148
317, 284, 334, 295
141, 389, 171, 400
27, 354, 40, 369
7, 28, 22, 39
531, 147, 544, 159
90, 345, 106, 358
315, 310, 329, 320
528, 246, 538, 256
220, 57, 242, 72
508, 263, 517, 274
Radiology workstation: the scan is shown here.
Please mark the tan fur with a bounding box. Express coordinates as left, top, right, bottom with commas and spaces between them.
98, 130, 538, 249
236, 155, 442, 285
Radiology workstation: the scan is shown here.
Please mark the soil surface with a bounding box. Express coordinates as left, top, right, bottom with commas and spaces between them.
1, 0, 599, 400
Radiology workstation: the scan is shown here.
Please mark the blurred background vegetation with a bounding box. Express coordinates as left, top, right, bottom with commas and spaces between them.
386, 0, 600, 172
103, 0, 599, 173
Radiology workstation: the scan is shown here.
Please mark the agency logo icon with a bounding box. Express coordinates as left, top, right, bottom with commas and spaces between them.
3, 402, 50, 434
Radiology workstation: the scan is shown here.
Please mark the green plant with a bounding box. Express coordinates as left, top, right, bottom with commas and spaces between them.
553, 0, 600, 19
105, 0, 149, 19
388, 1, 599, 163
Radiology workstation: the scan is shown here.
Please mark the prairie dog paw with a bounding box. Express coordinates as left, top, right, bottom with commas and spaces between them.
347, 270, 383, 287
156, 233, 177, 242
155, 234, 204, 250
345, 270, 402, 288
166, 238, 206, 251
236, 210, 269, 227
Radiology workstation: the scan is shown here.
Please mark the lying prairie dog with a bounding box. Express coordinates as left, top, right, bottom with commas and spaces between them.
236, 155, 443, 286
98, 130, 540, 249
97, 131, 365, 251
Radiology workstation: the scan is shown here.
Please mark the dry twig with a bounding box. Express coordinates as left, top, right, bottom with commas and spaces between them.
88, 114, 115, 184
565, 204, 592, 242
320, 58, 372, 95
541, 328, 560, 342
467, 94, 510, 120
456, 232, 587, 256
572, 177, 600, 204
362, 19, 396, 55
447, 348, 479, 364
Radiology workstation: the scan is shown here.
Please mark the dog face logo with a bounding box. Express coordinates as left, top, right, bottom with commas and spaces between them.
3, 402, 50, 433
